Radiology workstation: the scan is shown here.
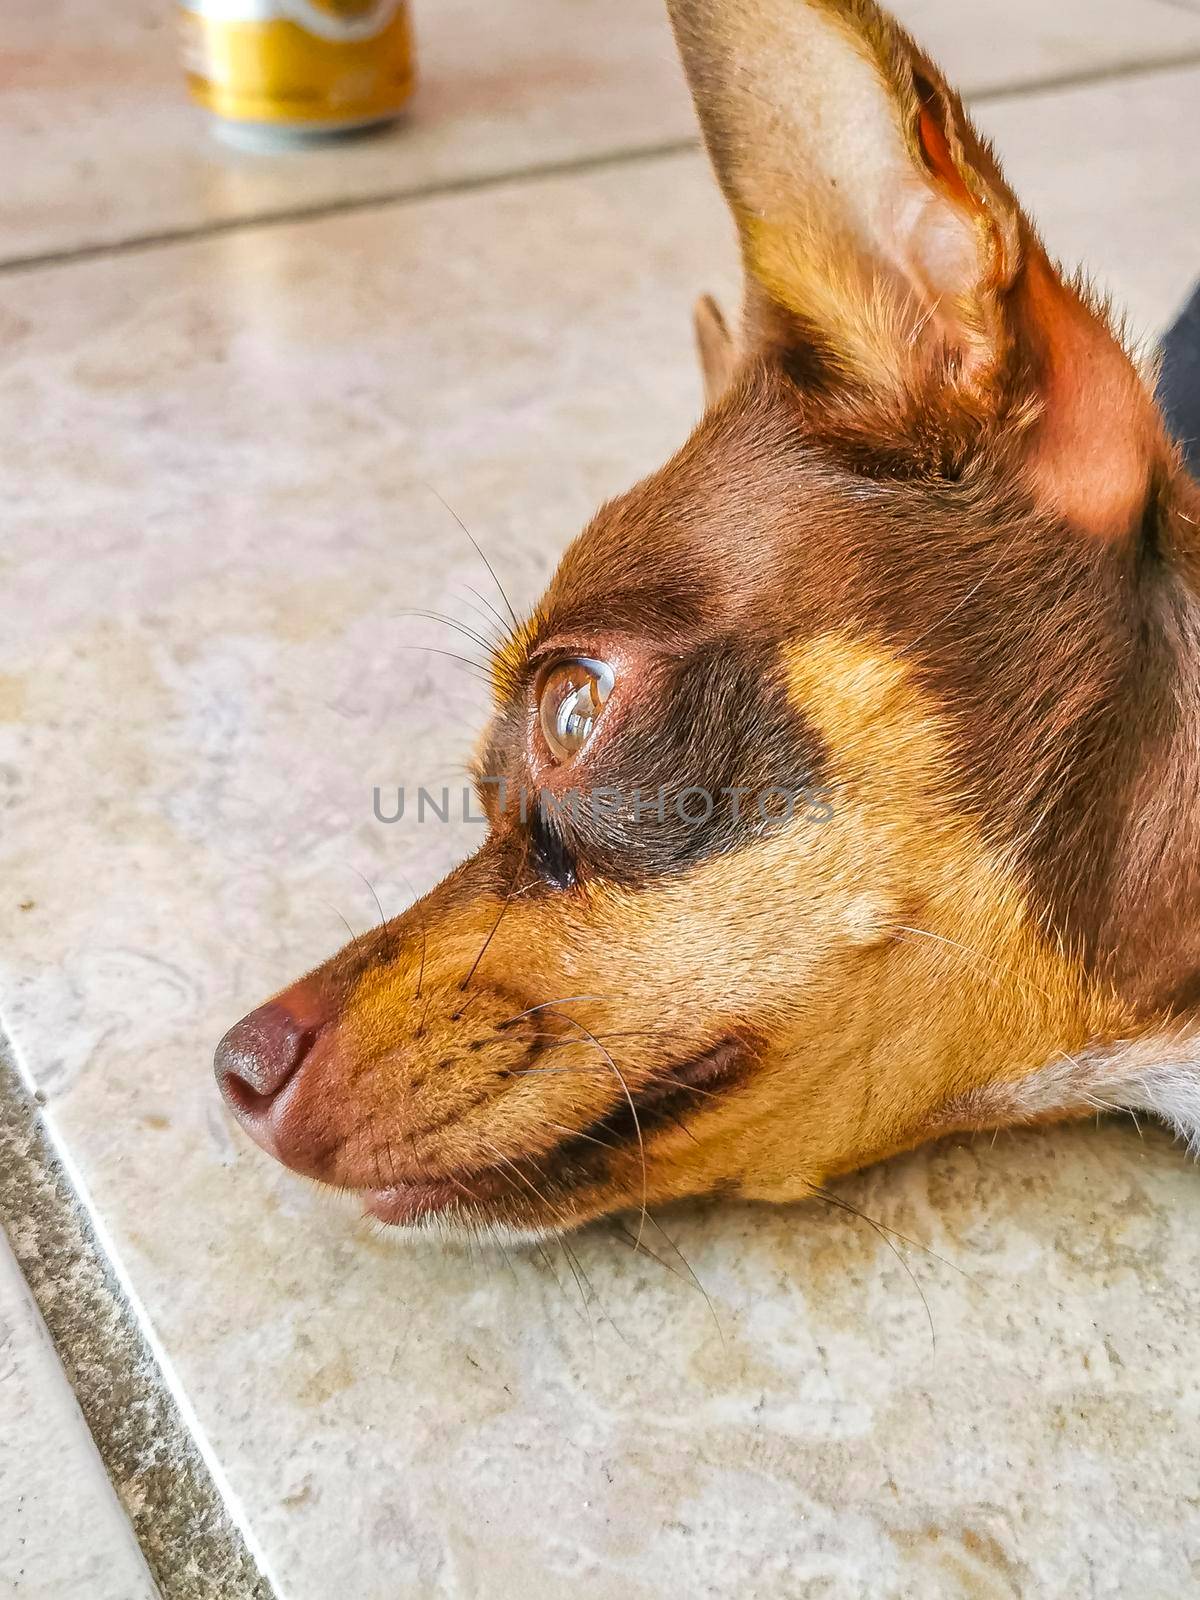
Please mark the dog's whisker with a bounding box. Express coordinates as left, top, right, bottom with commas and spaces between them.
557, 1235, 596, 1338
541, 1013, 649, 1250
496, 996, 613, 1029
610, 1216, 723, 1350
513, 1060, 722, 1099
426, 485, 521, 632
891, 925, 1057, 1007
611, 1220, 692, 1287
458, 894, 515, 994
351, 867, 388, 933
323, 901, 367, 956
448, 586, 509, 642
413, 917, 429, 1004
459, 583, 512, 638
546, 1120, 623, 1153
398, 607, 500, 658
812, 1186, 940, 1352
395, 643, 493, 685
811, 1185, 970, 1280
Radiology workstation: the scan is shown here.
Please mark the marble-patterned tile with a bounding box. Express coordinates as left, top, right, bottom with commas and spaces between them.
0, 1233, 159, 1600
5, 0, 1200, 263
2, 66, 1200, 1600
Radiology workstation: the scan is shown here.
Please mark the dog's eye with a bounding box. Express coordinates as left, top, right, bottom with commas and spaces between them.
537, 658, 614, 762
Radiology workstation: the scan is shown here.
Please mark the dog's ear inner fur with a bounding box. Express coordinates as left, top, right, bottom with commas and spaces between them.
666, 0, 1170, 542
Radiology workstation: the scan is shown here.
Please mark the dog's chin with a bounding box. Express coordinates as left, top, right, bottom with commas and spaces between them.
355, 1152, 635, 1244
360, 1184, 505, 1228
349, 1139, 583, 1237
363, 1202, 561, 1250
361, 1179, 473, 1228
358, 1182, 568, 1246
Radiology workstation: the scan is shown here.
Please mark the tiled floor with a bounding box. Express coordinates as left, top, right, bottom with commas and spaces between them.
8, 0, 1200, 265
2, 4, 1200, 1598
0, 1233, 158, 1600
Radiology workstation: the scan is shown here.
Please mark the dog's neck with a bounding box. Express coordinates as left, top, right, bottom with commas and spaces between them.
1102, 547, 1200, 1016
933, 562, 1200, 1143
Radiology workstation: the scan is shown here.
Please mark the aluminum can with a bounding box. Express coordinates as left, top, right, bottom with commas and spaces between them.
180, 0, 416, 146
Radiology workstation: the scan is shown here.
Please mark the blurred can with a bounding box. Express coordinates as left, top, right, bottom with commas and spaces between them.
180, 0, 416, 147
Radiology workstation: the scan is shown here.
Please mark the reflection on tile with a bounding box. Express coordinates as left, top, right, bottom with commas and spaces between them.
0, 1234, 159, 1600
4, 0, 1200, 262
2, 64, 1200, 1600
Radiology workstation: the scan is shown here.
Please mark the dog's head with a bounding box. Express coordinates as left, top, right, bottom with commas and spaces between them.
216, 0, 1199, 1238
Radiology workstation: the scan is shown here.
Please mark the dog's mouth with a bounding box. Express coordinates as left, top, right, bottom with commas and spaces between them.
361, 1172, 511, 1228
359, 1036, 750, 1231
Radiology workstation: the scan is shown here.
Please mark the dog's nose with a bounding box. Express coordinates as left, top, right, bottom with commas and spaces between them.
214, 995, 324, 1147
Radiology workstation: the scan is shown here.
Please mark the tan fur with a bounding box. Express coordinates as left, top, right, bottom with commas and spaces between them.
775, 636, 1134, 1166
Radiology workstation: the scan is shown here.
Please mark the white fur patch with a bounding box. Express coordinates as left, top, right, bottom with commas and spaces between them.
365, 1208, 554, 1251
953, 1032, 1200, 1154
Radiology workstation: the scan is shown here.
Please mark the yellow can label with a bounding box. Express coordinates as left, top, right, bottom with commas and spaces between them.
181, 0, 415, 126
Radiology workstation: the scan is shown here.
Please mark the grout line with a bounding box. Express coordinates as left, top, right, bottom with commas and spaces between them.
0, 1228, 165, 1598
967, 42, 1200, 102
0, 1024, 282, 1600
0, 136, 699, 280
2, 45, 1200, 281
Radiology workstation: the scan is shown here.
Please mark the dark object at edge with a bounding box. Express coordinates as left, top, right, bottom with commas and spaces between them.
1158, 283, 1200, 477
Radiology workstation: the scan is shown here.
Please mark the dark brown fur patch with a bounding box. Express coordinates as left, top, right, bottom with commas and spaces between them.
482, 629, 828, 887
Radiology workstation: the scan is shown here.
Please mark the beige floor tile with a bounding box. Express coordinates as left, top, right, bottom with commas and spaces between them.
902, 0, 1200, 91
3, 0, 695, 264
2, 65, 1199, 1600
0, 1234, 159, 1600
976, 62, 1200, 341
5, 0, 1200, 263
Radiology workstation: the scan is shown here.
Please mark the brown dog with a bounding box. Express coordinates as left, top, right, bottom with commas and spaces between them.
215, 0, 1200, 1241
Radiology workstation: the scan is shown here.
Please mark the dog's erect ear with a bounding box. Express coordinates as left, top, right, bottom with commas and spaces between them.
667, 0, 1165, 539
668, 0, 1020, 390
693, 293, 738, 406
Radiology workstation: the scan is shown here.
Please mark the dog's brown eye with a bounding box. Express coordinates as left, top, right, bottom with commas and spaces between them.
538, 658, 615, 762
